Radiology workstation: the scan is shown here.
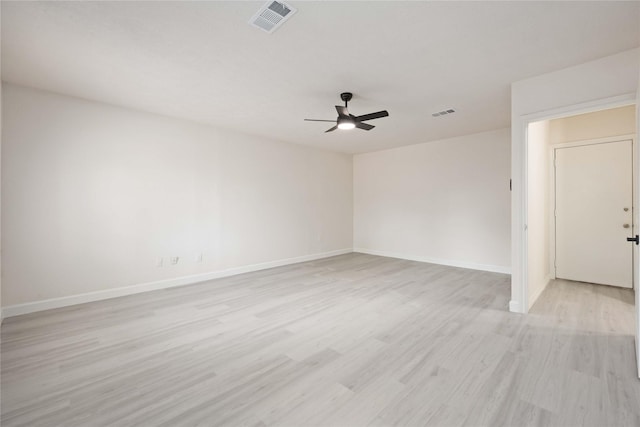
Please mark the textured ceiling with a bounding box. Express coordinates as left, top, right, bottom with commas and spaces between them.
2, 1, 639, 153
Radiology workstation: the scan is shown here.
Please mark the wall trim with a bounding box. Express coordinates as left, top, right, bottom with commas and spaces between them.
549, 133, 636, 150
509, 300, 522, 313
528, 275, 553, 311
353, 248, 511, 274
1, 248, 353, 320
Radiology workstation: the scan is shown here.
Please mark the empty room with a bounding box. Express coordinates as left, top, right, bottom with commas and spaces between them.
1, 1, 639, 426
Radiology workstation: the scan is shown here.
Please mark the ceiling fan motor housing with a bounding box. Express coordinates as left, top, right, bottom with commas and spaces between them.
340, 92, 353, 106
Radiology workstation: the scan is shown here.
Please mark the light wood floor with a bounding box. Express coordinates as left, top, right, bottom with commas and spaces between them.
1, 253, 638, 426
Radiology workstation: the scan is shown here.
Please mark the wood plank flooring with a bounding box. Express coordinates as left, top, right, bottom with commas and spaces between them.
1, 253, 638, 426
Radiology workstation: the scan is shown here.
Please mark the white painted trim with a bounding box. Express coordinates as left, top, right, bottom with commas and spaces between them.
511, 118, 529, 313
353, 248, 511, 274
549, 134, 635, 150
635, 83, 640, 379
1, 248, 353, 319
511, 92, 637, 314
549, 145, 557, 282
521, 94, 636, 123
529, 275, 553, 311
509, 300, 522, 313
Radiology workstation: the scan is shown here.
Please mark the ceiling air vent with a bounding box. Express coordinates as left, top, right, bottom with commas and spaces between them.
249, 1, 297, 33
432, 109, 456, 117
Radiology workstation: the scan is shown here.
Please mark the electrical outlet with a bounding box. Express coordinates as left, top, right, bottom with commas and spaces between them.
156, 257, 164, 267
196, 253, 203, 263
171, 256, 179, 265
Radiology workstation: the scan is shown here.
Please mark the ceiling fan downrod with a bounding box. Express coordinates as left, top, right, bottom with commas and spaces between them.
340, 92, 352, 108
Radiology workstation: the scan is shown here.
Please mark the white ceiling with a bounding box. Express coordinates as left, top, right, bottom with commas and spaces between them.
2, 1, 639, 154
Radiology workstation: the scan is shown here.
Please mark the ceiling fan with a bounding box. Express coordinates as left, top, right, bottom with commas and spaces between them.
304, 92, 389, 133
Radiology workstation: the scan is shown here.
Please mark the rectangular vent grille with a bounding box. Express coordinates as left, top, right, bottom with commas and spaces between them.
432, 109, 456, 117
249, 1, 297, 33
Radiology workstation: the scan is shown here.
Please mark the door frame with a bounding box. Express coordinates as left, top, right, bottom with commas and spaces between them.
549, 135, 636, 286
511, 93, 637, 314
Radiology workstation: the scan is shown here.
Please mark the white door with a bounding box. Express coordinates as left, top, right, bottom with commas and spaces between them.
555, 140, 633, 288
635, 97, 639, 378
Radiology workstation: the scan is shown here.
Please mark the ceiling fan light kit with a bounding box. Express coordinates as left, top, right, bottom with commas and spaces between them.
337, 118, 355, 130
304, 92, 389, 133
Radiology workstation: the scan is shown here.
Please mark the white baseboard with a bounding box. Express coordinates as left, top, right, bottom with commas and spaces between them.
1, 248, 353, 320
353, 248, 511, 275
509, 300, 523, 313
511, 274, 553, 315
526, 274, 553, 312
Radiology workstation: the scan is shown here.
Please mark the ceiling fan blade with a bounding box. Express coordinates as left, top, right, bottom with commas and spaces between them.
335, 106, 349, 117
355, 122, 375, 131
304, 119, 337, 122
325, 125, 338, 133
355, 110, 389, 122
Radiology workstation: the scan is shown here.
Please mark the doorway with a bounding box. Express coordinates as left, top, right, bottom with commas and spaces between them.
526, 105, 636, 310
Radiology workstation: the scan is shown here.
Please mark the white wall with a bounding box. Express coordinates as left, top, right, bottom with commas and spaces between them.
510, 48, 639, 313
354, 128, 511, 273
548, 105, 636, 144
1, 84, 353, 310
527, 120, 551, 310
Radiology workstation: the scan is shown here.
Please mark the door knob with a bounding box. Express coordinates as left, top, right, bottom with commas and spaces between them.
623, 223, 630, 228
627, 235, 639, 245
624, 207, 629, 212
